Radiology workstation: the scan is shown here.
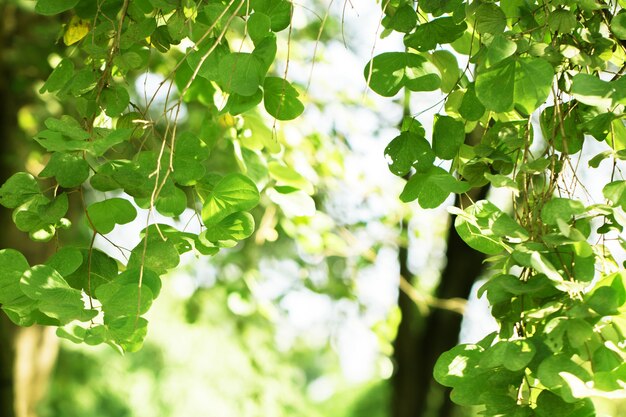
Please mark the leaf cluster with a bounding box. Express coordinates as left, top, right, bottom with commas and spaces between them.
369, 0, 626, 414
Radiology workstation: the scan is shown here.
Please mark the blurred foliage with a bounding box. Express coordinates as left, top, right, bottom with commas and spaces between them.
39, 278, 391, 417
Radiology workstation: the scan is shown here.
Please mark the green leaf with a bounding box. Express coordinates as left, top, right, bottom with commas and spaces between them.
69, 68, 98, 96
248, 13, 272, 44
433, 342, 506, 407
101, 85, 130, 117
155, 184, 187, 217
475, 57, 553, 114
20, 265, 96, 324
224, 89, 264, 116
106, 153, 157, 199
459, 84, 486, 121
91, 128, 133, 156
454, 201, 524, 255
150, 25, 176, 52
251, 0, 292, 32
535, 391, 595, 417
0, 249, 30, 305
579, 107, 615, 141
611, 11, 626, 40
403, 17, 467, 52
186, 40, 230, 82
419, 0, 460, 15
364, 52, 441, 97
128, 235, 180, 275
87, 198, 137, 234
484, 173, 518, 193
65, 249, 118, 294
201, 173, 260, 225
35, 128, 91, 154
387, 5, 417, 33
571, 74, 616, 108
116, 112, 145, 139
487, 274, 553, 298
537, 354, 591, 392
485, 35, 517, 67
119, 17, 157, 49
39, 153, 89, 188
96, 279, 154, 320
609, 117, 626, 150
480, 339, 536, 371
384, 131, 435, 176
512, 244, 571, 289
172, 132, 209, 186
218, 53, 266, 96
400, 166, 470, 208
540, 104, 584, 154
0, 173, 40, 209
166, 11, 187, 41
586, 137, 610, 156
2, 296, 39, 327
107, 316, 149, 352
115, 51, 147, 71
35, 0, 80, 15
45, 115, 90, 140
45, 247, 83, 277
603, 181, 626, 210
565, 319, 594, 348
141, 224, 218, 257
263, 77, 305, 121
13, 193, 69, 240
540, 198, 585, 226
586, 285, 623, 316
432, 115, 465, 160
430, 50, 460, 93
473, 3, 507, 34
548, 9, 578, 34
116, 268, 162, 298
203, 212, 255, 244
434, 343, 484, 387
40, 58, 74, 94
252, 34, 277, 74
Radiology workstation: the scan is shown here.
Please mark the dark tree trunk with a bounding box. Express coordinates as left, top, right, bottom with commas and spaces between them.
0, 315, 17, 417
391, 118, 489, 417
391, 243, 425, 417
392, 187, 489, 417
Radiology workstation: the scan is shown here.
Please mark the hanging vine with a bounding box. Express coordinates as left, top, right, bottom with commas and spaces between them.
371, 0, 626, 414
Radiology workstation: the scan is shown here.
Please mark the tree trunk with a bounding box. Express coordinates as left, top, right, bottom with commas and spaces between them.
391, 243, 425, 417
392, 187, 488, 417
0, 315, 17, 417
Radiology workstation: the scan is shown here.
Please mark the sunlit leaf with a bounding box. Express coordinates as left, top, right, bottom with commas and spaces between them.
400, 166, 469, 208
476, 57, 553, 114
0, 173, 40, 209
201, 173, 260, 225
364, 52, 441, 97
384, 131, 435, 176
263, 77, 304, 121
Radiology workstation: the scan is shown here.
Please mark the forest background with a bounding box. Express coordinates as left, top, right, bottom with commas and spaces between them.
2, 1, 626, 417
